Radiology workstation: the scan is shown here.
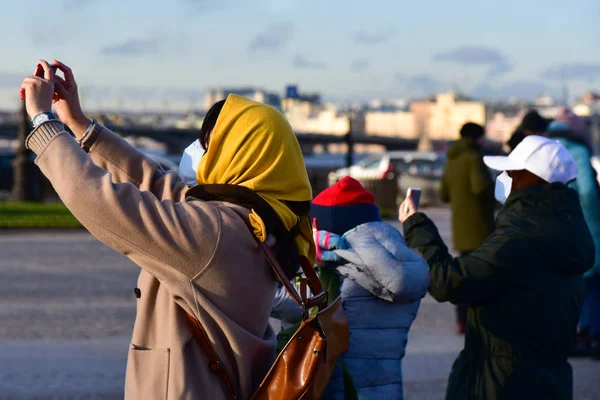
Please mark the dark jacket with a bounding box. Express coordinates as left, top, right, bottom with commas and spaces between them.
404, 183, 595, 400
440, 138, 496, 252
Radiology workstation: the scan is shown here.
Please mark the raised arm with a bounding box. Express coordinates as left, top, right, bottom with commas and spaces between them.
26, 123, 221, 286
49, 60, 189, 201
20, 60, 222, 286
402, 213, 520, 304
79, 123, 190, 201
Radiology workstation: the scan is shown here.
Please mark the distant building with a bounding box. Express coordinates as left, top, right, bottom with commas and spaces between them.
285, 85, 300, 99
173, 111, 205, 130
204, 88, 281, 111
410, 98, 435, 139
284, 84, 321, 103
574, 92, 600, 117
362, 92, 485, 142
282, 85, 321, 116
426, 92, 486, 141
282, 85, 349, 135
485, 104, 525, 143
367, 99, 409, 111
364, 110, 416, 138
581, 91, 600, 105
533, 95, 561, 119
285, 102, 350, 135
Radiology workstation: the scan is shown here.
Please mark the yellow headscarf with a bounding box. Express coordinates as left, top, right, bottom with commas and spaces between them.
197, 94, 316, 265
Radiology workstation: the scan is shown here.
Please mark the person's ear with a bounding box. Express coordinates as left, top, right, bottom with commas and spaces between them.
509, 171, 522, 192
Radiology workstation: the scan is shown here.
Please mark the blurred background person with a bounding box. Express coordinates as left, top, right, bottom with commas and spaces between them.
439, 122, 496, 334
545, 108, 600, 359
521, 109, 552, 137
506, 110, 552, 152
506, 126, 526, 152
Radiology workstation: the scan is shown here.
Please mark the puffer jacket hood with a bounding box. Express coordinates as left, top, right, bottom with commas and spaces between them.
325, 221, 430, 303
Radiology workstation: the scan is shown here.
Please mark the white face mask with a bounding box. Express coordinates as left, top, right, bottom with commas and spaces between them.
494, 171, 513, 204
179, 139, 205, 186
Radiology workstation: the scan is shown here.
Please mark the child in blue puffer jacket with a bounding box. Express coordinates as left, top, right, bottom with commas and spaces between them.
271, 177, 430, 399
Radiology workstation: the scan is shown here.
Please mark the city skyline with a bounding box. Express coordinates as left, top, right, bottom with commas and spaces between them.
0, 0, 599, 111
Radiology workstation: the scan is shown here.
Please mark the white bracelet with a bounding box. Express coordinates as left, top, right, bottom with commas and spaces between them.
83, 119, 95, 137
77, 118, 96, 144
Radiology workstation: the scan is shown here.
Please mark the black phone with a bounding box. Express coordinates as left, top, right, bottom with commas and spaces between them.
405, 187, 422, 212
35, 64, 58, 77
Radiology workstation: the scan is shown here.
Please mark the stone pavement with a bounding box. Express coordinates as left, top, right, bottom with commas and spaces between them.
0, 209, 598, 399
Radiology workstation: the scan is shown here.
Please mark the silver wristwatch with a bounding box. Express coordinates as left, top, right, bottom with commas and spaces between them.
31, 112, 57, 128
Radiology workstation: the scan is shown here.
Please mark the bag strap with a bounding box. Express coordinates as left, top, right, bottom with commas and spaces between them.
187, 184, 308, 285
185, 224, 327, 400
187, 184, 325, 303
258, 241, 327, 312
184, 313, 239, 399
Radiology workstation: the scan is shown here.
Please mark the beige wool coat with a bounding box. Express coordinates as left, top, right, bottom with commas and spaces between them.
26, 121, 278, 399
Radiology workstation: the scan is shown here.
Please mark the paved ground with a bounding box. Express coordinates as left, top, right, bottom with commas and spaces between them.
0, 209, 598, 399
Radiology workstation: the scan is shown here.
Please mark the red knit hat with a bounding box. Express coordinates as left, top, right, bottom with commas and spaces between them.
312, 176, 376, 206
311, 177, 380, 235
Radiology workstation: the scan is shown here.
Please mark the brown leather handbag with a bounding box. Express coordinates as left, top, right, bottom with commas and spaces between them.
186, 235, 350, 400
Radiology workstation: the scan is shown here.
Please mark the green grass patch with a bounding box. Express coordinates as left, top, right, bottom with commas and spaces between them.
0, 202, 82, 229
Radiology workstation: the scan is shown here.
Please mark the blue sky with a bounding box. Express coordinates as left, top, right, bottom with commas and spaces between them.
0, 0, 598, 111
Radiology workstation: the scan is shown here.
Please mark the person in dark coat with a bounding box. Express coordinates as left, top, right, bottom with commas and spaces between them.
521, 109, 552, 136
439, 122, 496, 333
506, 126, 526, 152
506, 109, 552, 152
400, 135, 595, 400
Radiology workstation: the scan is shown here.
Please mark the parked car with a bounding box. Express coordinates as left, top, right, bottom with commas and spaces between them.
0, 148, 14, 192
0, 148, 37, 192
330, 151, 446, 207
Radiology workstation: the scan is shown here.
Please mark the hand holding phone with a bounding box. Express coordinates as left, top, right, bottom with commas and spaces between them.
35, 63, 58, 78
404, 187, 422, 213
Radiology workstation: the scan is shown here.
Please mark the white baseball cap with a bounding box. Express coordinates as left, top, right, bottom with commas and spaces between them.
483, 135, 578, 184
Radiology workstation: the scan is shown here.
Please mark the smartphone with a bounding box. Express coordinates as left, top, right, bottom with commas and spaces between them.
35, 64, 58, 77
405, 187, 422, 212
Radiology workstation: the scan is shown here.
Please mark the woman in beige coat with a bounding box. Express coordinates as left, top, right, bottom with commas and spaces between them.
19, 60, 315, 399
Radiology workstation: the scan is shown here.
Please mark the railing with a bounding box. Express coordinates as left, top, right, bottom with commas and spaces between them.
0, 122, 420, 150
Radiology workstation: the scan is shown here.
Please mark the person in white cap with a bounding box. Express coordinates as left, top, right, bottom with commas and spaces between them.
399, 135, 595, 400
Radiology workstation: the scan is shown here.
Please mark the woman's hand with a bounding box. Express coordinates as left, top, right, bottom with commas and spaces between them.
399, 195, 417, 224
19, 60, 55, 119
51, 60, 90, 139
